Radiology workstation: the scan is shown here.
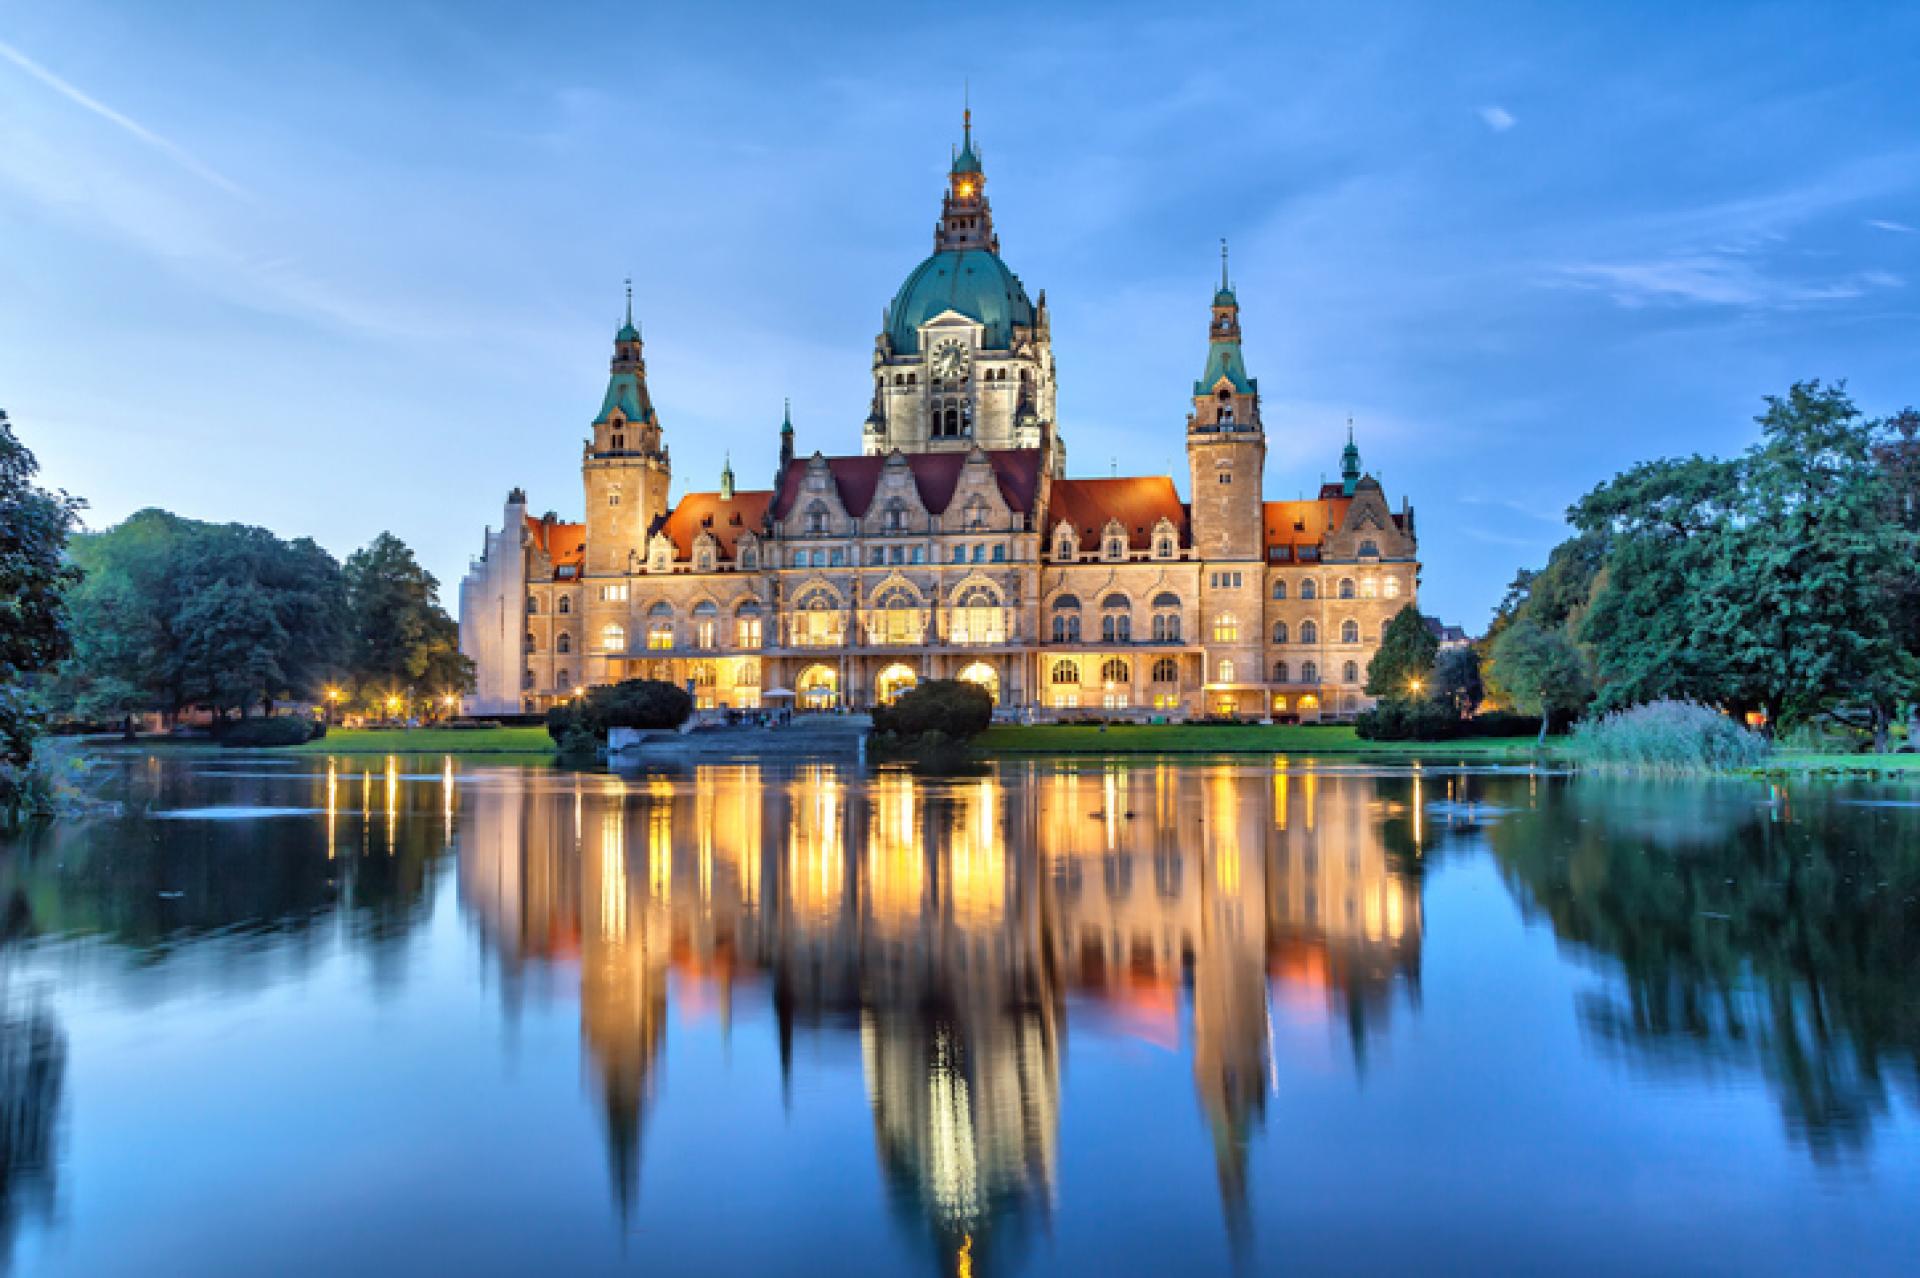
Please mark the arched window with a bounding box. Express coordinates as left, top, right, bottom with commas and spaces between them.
1361, 577, 1378, 599
1384, 576, 1401, 599
646, 601, 675, 650
740, 545, 758, 570
1302, 660, 1319, 683
525, 631, 537, 652
1343, 660, 1359, 682
1217, 658, 1236, 683
1271, 621, 1288, 644
1341, 619, 1360, 644
1051, 595, 1082, 644
1212, 613, 1238, 643
1150, 592, 1181, 643
1100, 657, 1129, 685
557, 633, 572, 654
601, 623, 626, 651
1301, 579, 1318, 600
557, 595, 571, 614
1271, 579, 1287, 600
735, 600, 763, 649
735, 660, 761, 688
1339, 578, 1356, 599
1152, 657, 1178, 683
1054, 528, 1075, 560
526, 595, 540, 614
1103, 533, 1125, 561
1273, 659, 1290, 682
1300, 619, 1318, 645
557, 669, 571, 689
1051, 659, 1080, 685
1153, 535, 1174, 559
805, 501, 829, 534
1101, 594, 1131, 643
693, 601, 718, 648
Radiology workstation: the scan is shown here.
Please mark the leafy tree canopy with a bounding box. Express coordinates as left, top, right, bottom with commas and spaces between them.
0, 410, 84, 781
343, 532, 471, 698
1364, 605, 1438, 700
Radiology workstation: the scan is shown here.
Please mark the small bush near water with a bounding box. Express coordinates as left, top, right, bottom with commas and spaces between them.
1356, 704, 1547, 742
219, 715, 326, 748
1574, 700, 1770, 773
546, 679, 693, 755
872, 680, 994, 764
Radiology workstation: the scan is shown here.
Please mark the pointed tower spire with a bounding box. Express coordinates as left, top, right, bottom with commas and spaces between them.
720, 451, 735, 500
937, 103, 994, 252
776, 397, 795, 485
1220, 238, 1230, 293
1341, 416, 1363, 496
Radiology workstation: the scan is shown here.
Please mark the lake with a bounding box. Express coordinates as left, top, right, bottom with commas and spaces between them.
1, 753, 1916, 1276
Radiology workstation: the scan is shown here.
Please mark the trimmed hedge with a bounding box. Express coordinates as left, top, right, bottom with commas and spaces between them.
1356, 703, 1547, 742
219, 715, 325, 748
546, 679, 693, 748
872, 679, 993, 743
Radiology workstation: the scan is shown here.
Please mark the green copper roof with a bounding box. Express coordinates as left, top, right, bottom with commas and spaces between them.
1195, 341, 1256, 396
1213, 285, 1237, 306
615, 319, 640, 342
594, 372, 652, 425
887, 249, 1033, 354
952, 140, 981, 174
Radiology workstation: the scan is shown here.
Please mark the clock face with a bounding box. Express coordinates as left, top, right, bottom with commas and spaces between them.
931, 340, 970, 382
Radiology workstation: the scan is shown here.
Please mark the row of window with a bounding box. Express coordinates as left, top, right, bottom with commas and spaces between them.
1271, 619, 1384, 645
1272, 575, 1402, 601
1054, 530, 1177, 562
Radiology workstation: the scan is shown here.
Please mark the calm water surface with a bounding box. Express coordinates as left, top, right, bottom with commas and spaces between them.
0, 753, 1917, 1276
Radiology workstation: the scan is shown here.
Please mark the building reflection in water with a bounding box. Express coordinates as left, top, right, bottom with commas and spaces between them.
457, 760, 1422, 1269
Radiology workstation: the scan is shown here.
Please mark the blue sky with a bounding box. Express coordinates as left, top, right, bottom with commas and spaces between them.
2, 0, 1915, 629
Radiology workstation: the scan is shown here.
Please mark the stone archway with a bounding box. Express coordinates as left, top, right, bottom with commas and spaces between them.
876, 663, 918, 706
956, 661, 1000, 705
797, 663, 839, 711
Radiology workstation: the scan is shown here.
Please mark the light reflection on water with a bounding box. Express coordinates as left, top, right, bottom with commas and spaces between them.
0, 753, 1916, 1276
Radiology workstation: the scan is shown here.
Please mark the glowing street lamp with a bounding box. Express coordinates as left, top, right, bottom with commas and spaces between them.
1407, 677, 1425, 697
385, 694, 403, 720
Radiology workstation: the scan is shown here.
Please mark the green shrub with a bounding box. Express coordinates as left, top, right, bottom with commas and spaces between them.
873, 679, 993, 743
545, 679, 692, 748
1355, 698, 1461, 741
1460, 710, 1545, 739
219, 715, 322, 748
1574, 699, 1770, 774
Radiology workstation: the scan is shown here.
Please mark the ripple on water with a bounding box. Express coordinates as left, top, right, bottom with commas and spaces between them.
149, 807, 327, 820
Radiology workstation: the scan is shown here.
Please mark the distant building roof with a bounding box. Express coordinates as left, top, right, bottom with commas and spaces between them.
1262, 498, 1350, 558
525, 514, 586, 577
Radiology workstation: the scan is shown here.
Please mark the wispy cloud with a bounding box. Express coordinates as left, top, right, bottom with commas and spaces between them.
1556, 254, 1902, 309
1867, 217, 1915, 234
1478, 105, 1516, 133
0, 37, 248, 199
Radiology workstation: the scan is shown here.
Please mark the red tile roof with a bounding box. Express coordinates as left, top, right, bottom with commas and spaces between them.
524, 514, 585, 576
1263, 498, 1350, 557
655, 490, 774, 561
1047, 476, 1189, 551
770, 448, 1045, 521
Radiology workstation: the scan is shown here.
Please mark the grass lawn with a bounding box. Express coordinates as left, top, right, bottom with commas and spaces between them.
291, 726, 554, 755
1744, 750, 1920, 778
979, 723, 1554, 759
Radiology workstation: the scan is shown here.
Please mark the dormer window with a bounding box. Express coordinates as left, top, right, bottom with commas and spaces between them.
805, 501, 829, 534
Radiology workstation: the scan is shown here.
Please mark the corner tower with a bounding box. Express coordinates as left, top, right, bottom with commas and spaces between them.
583, 285, 672, 574
869, 110, 1059, 465
1187, 245, 1266, 560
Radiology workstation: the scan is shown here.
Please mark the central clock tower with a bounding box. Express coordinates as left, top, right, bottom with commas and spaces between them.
865, 110, 1062, 470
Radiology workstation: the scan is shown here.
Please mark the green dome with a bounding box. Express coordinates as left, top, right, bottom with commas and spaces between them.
886, 249, 1034, 355
1213, 285, 1237, 306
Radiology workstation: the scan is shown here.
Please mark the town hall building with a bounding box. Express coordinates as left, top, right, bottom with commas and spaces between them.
459, 115, 1420, 720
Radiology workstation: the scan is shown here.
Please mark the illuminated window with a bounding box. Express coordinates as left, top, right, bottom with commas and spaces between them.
1100, 657, 1130, 685
735, 601, 763, 649
646, 602, 675, 650
1212, 613, 1238, 643
600, 623, 626, 651
1361, 577, 1378, 599
693, 601, 718, 648
1217, 659, 1236, 684
1384, 576, 1401, 599
1050, 659, 1080, 685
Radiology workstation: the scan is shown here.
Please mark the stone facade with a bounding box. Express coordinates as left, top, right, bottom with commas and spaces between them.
460, 118, 1419, 720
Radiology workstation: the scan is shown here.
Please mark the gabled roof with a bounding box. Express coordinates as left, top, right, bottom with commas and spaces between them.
525, 514, 586, 577
653, 490, 773, 561
1047, 476, 1188, 551
770, 448, 1045, 521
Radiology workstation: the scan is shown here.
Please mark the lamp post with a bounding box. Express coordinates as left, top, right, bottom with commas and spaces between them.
325, 686, 344, 725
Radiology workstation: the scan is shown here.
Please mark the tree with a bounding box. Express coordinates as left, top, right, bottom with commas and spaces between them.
56, 510, 349, 721
0, 410, 83, 809
872, 679, 994, 742
1364, 605, 1438, 701
343, 532, 471, 703
1432, 646, 1484, 718
1489, 620, 1592, 745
